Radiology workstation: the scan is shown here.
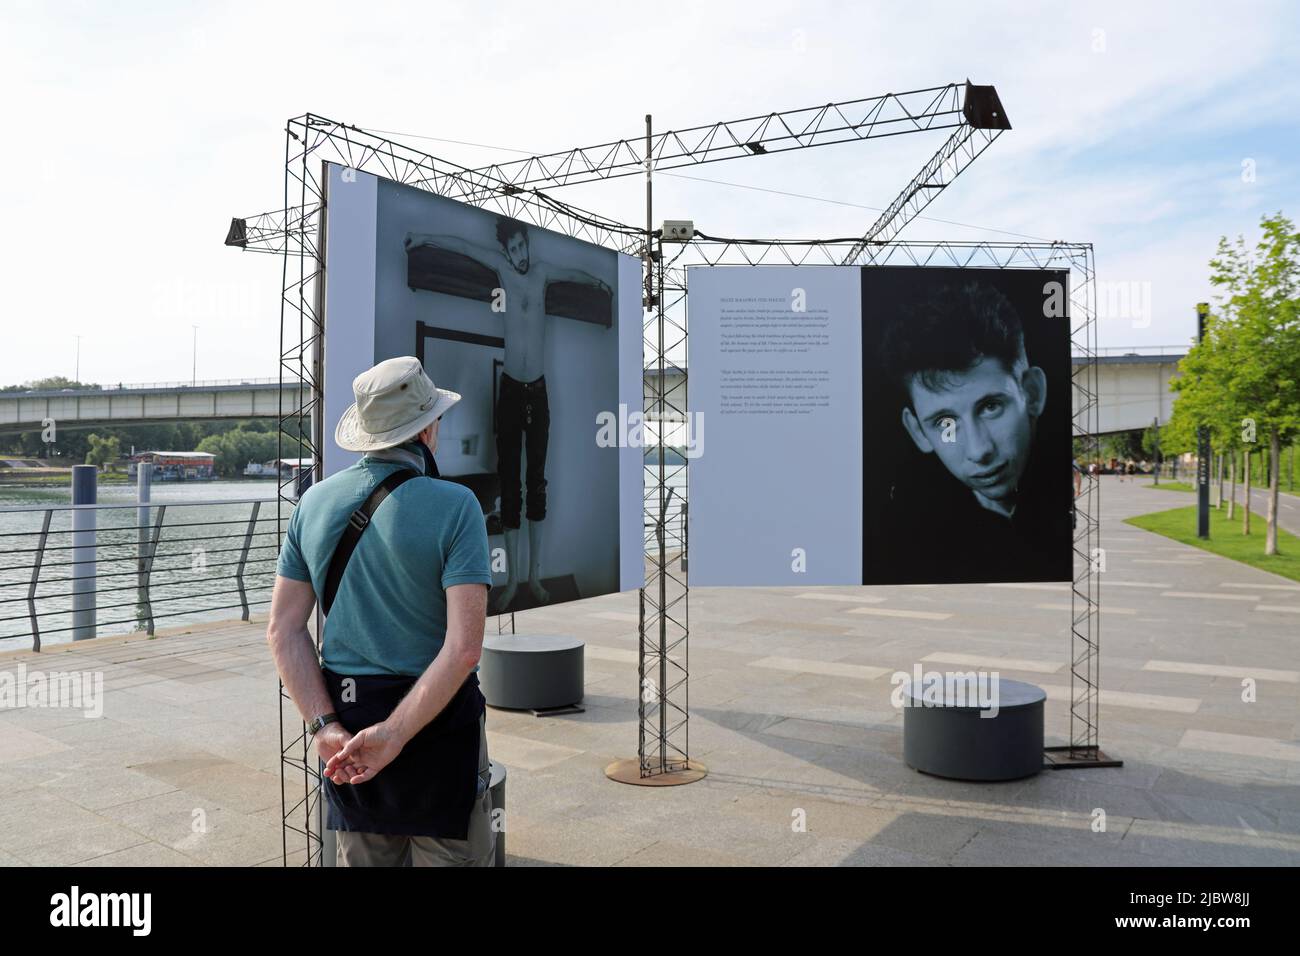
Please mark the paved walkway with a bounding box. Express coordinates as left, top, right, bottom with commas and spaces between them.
1, 477, 1297, 866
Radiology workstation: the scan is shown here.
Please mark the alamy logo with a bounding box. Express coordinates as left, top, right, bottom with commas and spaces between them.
890, 665, 1001, 718
595, 404, 704, 458
50, 886, 151, 936
0, 664, 103, 718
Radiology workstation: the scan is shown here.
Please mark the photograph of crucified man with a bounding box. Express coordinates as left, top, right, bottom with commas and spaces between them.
405, 217, 613, 612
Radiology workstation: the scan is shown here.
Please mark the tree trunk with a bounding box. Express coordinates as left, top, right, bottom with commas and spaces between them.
1215, 450, 1224, 508
1266, 429, 1280, 555
1243, 449, 1252, 535
1228, 452, 1237, 520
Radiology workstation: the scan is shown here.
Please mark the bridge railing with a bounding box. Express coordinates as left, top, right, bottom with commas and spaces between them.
1073, 345, 1189, 359
2, 377, 283, 398
0, 497, 285, 651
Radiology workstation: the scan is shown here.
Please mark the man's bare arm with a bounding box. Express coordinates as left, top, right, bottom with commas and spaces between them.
267, 575, 366, 783
384, 583, 487, 743
544, 264, 611, 294
405, 232, 504, 268
266, 575, 332, 722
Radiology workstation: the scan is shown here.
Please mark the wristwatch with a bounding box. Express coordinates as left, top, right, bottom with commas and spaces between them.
307, 712, 339, 736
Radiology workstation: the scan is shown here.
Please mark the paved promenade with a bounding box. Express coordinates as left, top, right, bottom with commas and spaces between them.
1, 478, 1297, 866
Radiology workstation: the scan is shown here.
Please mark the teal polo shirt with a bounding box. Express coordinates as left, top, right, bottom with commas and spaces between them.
276, 456, 492, 677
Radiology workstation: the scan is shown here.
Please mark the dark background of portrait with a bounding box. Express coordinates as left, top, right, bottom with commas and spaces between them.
859, 266, 1072, 585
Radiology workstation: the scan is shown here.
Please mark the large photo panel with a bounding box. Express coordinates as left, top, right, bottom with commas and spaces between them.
860, 267, 1073, 585
688, 264, 1072, 587
687, 266, 865, 586
322, 163, 643, 614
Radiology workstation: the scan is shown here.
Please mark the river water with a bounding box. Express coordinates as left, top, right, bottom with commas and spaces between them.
1, 465, 688, 651
0, 479, 284, 651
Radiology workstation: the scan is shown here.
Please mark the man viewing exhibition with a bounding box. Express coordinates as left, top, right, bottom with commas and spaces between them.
880, 279, 1067, 582
265, 355, 496, 867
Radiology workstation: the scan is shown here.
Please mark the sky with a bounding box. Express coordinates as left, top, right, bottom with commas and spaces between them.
1, 0, 1296, 387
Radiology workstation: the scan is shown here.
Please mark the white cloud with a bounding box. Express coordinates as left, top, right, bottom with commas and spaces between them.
0, 0, 1296, 383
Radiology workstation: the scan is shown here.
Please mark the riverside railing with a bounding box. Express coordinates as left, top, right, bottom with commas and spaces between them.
0, 495, 284, 651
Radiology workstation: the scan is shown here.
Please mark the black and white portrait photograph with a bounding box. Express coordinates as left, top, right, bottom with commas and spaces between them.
860, 267, 1074, 585
370, 178, 633, 613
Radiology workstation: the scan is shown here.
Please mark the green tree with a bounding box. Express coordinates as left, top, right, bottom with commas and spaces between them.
197, 427, 280, 477
83, 434, 121, 469
1211, 214, 1300, 553
1188, 213, 1300, 554
1168, 310, 1251, 517
0, 376, 99, 393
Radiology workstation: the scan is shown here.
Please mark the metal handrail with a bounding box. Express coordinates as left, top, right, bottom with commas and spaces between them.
0, 518, 280, 539
0, 495, 287, 650
0, 549, 279, 585
0, 528, 281, 557
0, 497, 276, 514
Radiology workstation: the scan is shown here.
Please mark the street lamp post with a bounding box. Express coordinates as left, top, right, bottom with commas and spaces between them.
1152, 416, 1160, 486
1196, 303, 1210, 539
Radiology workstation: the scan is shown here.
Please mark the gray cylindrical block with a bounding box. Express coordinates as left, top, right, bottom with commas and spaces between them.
71, 464, 97, 641
902, 677, 1045, 781
489, 761, 506, 868
479, 634, 584, 711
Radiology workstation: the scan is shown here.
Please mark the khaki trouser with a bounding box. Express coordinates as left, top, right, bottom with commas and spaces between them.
336, 713, 495, 867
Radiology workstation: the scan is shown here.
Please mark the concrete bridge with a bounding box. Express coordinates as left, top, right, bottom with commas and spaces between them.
1, 348, 1186, 438
0, 379, 306, 437
649, 348, 1189, 436
1077, 348, 1185, 434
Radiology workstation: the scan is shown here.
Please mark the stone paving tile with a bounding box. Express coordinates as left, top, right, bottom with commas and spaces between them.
1119, 818, 1300, 866
951, 829, 1176, 867
2, 479, 1298, 866
0, 788, 150, 865
95, 788, 282, 866
787, 837, 946, 866
127, 758, 281, 816
34, 765, 179, 812
488, 733, 586, 772
13, 823, 153, 867
39, 715, 141, 745
78, 841, 202, 867
614, 840, 757, 867
504, 813, 659, 866
0, 724, 72, 764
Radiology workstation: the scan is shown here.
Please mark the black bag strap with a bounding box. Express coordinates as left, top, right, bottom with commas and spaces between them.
322, 468, 420, 617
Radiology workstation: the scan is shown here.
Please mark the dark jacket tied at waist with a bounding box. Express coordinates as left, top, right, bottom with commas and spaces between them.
321, 668, 484, 840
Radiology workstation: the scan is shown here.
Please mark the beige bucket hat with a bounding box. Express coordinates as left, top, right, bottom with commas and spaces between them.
334, 356, 460, 453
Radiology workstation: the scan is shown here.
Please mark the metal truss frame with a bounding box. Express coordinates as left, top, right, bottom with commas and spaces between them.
253, 115, 644, 866
846, 121, 1006, 253
639, 228, 691, 776
448, 84, 975, 196
666, 238, 1104, 767
231, 82, 1109, 865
